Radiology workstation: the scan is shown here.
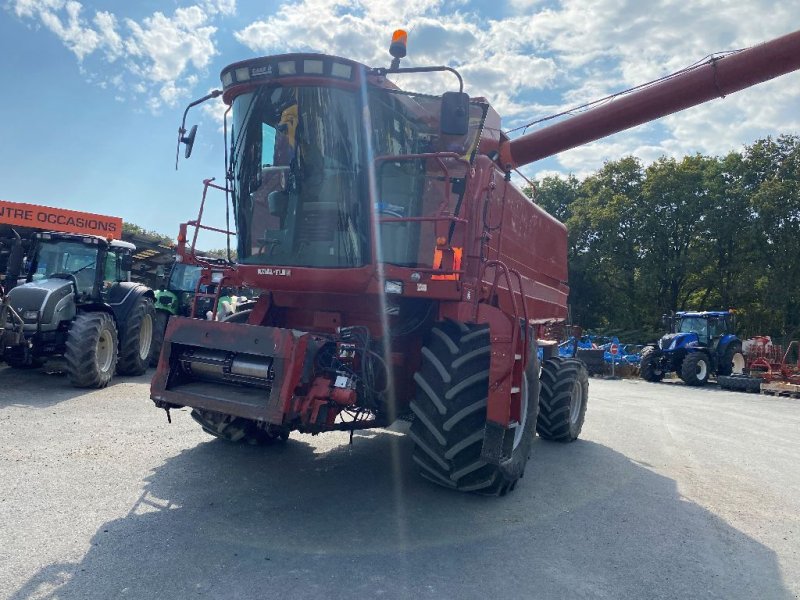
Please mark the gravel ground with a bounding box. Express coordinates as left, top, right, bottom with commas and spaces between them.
1, 365, 798, 599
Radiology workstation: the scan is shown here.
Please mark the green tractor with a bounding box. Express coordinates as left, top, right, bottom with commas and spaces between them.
2, 231, 155, 387
150, 258, 240, 365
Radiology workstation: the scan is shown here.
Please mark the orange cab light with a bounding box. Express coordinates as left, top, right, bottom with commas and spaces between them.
390, 29, 408, 59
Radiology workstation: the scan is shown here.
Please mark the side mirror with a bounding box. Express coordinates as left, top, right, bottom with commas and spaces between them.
440, 91, 469, 136
120, 254, 133, 272
181, 124, 198, 159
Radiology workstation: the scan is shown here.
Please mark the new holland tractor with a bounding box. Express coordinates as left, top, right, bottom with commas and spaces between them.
150, 29, 800, 495
2, 231, 155, 387
639, 311, 745, 386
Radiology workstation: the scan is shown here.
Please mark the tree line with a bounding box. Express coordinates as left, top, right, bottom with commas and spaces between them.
526, 134, 800, 344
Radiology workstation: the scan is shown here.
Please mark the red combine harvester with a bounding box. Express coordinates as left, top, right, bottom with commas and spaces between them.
152, 29, 800, 494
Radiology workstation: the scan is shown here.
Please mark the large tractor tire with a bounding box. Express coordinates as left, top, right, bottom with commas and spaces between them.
639, 347, 665, 382
718, 374, 762, 393
149, 310, 170, 367
191, 409, 288, 445
409, 320, 539, 496
117, 296, 155, 376
536, 357, 589, 442
680, 352, 710, 386
717, 342, 745, 377
64, 311, 119, 388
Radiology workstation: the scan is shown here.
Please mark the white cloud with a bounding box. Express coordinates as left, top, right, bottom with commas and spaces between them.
6, 0, 799, 164
124, 7, 217, 83
8, 0, 227, 110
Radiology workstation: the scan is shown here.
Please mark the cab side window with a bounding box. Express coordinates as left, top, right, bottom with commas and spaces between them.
104, 252, 121, 283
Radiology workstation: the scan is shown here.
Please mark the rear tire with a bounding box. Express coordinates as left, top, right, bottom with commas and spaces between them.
117, 296, 155, 376
680, 352, 709, 386
717, 343, 745, 376
191, 409, 287, 445
639, 347, 664, 382
536, 357, 589, 442
409, 320, 539, 496
64, 311, 118, 388
149, 310, 169, 367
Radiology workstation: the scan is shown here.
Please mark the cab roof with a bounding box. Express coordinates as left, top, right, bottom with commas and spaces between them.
675, 311, 733, 318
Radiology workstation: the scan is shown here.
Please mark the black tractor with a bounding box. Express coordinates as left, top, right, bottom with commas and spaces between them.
1, 231, 155, 387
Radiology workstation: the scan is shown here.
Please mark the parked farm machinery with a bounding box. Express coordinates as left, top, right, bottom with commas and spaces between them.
151, 29, 800, 494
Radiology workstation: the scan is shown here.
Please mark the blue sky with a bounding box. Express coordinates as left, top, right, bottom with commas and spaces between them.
1, 0, 798, 243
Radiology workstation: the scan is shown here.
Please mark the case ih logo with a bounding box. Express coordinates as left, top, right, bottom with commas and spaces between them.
251, 65, 274, 77
257, 268, 291, 276
0, 200, 122, 238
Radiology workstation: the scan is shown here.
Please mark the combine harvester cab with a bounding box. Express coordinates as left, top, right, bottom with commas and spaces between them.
152, 29, 800, 494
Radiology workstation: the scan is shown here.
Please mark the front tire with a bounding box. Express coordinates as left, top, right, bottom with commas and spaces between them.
639, 347, 665, 382
64, 311, 118, 388
409, 320, 539, 496
680, 352, 710, 386
536, 358, 589, 442
191, 409, 287, 445
117, 296, 155, 376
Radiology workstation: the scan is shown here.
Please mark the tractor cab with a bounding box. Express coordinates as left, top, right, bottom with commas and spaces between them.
155, 262, 203, 317
666, 311, 735, 347
26, 232, 134, 302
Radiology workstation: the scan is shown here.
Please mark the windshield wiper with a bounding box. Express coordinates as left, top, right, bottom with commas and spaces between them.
71, 261, 95, 275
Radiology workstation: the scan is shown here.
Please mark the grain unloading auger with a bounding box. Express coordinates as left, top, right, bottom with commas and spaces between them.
151, 28, 800, 495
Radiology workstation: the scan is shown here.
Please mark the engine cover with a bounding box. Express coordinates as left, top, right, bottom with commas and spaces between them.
6, 279, 76, 332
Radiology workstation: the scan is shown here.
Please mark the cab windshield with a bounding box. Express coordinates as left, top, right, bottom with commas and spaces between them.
168, 263, 203, 292
32, 240, 99, 295
677, 317, 708, 341
230, 83, 486, 270
231, 85, 367, 267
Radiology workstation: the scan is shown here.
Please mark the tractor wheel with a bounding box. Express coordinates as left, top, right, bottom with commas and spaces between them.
536, 357, 589, 442
639, 347, 664, 382
717, 343, 745, 377
64, 311, 118, 388
409, 320, 539, 496
117, 296, 156, 376
680, 352, 710, 386
149, 310, 170, 367
191, 409, 288, 445
718, 374, 762, 393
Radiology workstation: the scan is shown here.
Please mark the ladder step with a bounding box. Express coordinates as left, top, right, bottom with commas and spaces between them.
515, 354, 522, 360
510, 386, 520, 394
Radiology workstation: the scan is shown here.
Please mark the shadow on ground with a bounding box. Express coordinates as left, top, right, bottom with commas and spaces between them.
9, 429, 792, 600
0, 364, 150, 409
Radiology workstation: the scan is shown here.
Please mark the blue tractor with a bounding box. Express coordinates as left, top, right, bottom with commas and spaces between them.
640, 311, 745, 386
